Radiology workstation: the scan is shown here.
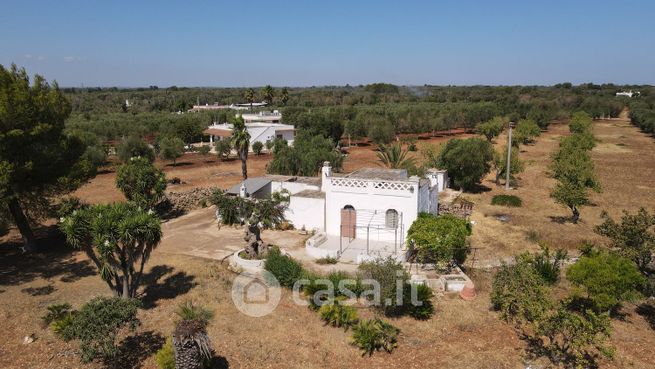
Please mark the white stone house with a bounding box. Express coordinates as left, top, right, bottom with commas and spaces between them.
229, 162, 448, 263
203, 122, 295, 152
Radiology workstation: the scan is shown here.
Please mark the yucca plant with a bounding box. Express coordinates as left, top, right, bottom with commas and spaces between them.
351, 318, 399, 356
173, 301, 215, 369
319, 300, 359, 330
176, 301, 215, 325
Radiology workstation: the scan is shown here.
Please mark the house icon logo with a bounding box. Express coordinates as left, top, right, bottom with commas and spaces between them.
231, 270, 281, 317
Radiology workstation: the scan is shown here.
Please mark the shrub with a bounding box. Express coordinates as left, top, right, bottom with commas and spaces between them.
51, 313, 76, 339
42, 303, 73, 327
525, 230, 540, 243
406, 213, 472, 265
357, 258, 434, 319
359, 257, 409, 316
264, 247, 304, 288
315, 256, 338, 265
58, 297, 141, 363
536, 305, 613, 368
155, 337, 175, 369
198, 145, 211, 156
491, 194, 522, 207
319, 300, 359, 330
351, 318, 399, 356
215, 139, 232, 160
56, 197, 88, 219
265, 139, 273, 151
405, 283, 435, 320
569, 111, 593, 134
594, 208, 655, 273
304, 270, 360, 309
529, 243, 568, 285
566, 251, 645, 312
252, 141, 264, 155
117, 136, 155, 162
491, 260, 553, 324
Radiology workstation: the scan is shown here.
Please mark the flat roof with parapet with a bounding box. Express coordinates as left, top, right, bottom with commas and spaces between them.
293, 189, 325, 199
345, 168, 408, 181
265, 174, 321, 186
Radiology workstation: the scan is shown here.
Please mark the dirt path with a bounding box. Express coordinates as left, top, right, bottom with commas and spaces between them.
465, 115, 655, 264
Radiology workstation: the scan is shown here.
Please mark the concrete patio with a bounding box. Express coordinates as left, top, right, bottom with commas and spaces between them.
308, 234, 405, 264
159, 207, 307, 260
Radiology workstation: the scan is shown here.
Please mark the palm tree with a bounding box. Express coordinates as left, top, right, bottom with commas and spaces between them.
280, 87, 289, 105
262, 85, 274, 105
376, 143, 415, 170
244, 88, 255, 110
173, 302, 214, 369
232, 115, 251, 179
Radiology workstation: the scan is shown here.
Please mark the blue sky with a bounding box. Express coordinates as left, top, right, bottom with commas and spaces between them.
1, 0, 654, 87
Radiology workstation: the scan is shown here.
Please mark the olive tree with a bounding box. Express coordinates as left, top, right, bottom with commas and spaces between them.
476, 116, 506, 142
436, 138, 494, 191
492, 145, 524, 185
158, 135, 184, 166
60, 202, 162, 298
551, 135, 600, 223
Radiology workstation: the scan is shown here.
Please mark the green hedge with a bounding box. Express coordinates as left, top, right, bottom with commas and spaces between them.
491, 194, 523, 207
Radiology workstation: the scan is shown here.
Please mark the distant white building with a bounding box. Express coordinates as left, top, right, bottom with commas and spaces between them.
227, 162, 449, 263
241, 110, 282, 123
203, 110, 293, 151
204, 122, 295, 151
616, 90, 639, 98
190, 101, 268, 112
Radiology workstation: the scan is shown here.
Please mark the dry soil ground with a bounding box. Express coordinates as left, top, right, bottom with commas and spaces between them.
1, 116, 654, 368
466, 113, 655, 264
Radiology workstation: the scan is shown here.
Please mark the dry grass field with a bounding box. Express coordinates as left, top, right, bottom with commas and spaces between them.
1, 114, 654, 369
466, 113, 655, 264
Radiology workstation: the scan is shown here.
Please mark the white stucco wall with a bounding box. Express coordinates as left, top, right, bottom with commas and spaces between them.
324, 178, 419, 242
285, 196, 325, 232
270, 181, 319, 195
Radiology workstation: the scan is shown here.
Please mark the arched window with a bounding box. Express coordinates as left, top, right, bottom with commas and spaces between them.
343, 205, 355, 210
385, 209, 398, 228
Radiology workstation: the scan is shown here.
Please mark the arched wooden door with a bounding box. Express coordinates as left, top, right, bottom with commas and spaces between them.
341, 205, 356, 239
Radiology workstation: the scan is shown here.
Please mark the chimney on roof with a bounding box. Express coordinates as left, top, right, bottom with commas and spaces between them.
321, 161, 332, 192
239, 183, 248, 198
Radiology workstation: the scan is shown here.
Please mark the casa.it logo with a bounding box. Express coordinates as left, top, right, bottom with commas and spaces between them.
231, 270, 281, 317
